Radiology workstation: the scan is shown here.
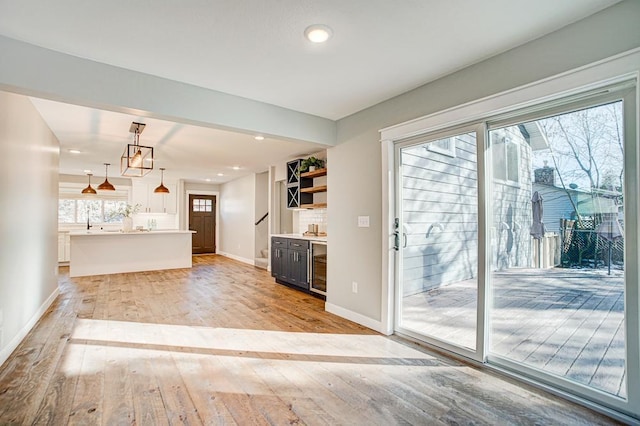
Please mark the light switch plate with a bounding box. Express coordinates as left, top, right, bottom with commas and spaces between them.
357, 216, 370, 227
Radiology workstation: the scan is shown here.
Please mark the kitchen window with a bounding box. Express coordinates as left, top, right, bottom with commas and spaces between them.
58, 198, 128, 224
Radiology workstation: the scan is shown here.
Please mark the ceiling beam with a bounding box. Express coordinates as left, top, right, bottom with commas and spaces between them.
0, 35, 336, 146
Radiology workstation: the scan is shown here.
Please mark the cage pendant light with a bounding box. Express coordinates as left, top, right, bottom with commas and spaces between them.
97, 163, 116, 191
121, 122, 154, 177
81, 173, 97, 194
154, 168, 170, 193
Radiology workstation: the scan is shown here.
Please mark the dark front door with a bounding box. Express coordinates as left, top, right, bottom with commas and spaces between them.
189, 194, 216, 254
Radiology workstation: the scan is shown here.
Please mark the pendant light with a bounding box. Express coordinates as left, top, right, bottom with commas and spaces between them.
81, 173, 97, 194
154, 168, 170, 193
121, 122, 154, 177
97, 163, 116, 191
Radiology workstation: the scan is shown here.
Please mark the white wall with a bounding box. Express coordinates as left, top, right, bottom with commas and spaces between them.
0, 91, 59, 365
219, 174, 256, 263
327, 1, 640, 328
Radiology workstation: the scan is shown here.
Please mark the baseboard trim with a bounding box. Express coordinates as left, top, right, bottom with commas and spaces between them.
217, 251, 255, 266
0, 287, 60, 367
325, 303, 391, 335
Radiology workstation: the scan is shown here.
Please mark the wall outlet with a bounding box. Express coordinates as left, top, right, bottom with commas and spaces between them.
357, 216, 370, 228
352, 281, 358, 293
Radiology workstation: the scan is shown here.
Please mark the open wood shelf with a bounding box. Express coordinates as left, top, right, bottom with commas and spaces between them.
301, 168, 327, 178
300, 185, 327, 194
300, 202, 327, 209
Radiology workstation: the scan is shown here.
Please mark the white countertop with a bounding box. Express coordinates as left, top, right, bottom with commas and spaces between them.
271, 233, 327, 242
70, 229, 195, 236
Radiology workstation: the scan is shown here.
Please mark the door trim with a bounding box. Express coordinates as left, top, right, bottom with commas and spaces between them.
185, 190, 220, 254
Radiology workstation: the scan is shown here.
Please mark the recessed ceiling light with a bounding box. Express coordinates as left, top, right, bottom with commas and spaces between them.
305, 24, 332, 43
232, 166, 241, 170
68, 149, 81, 154
254, 135, 265, 141
83, 169, 92, 174
205, 178, 211, 182
217, 173, 224, 177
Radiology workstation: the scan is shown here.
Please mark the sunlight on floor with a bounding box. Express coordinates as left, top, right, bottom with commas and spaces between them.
62, 318, 446, 379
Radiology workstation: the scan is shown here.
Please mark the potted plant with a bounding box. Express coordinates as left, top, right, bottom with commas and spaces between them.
300, 156, 325, 172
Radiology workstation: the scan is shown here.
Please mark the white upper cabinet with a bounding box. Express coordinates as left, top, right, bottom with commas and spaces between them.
132, 181, 177, 214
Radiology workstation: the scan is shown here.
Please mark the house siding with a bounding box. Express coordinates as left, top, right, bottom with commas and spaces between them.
490, 126, 533, 271
401, 133, 478, 296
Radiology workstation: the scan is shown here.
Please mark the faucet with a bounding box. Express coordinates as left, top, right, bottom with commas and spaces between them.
86, 206, 92, 230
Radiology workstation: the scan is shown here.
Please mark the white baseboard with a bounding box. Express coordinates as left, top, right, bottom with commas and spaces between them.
217, 251, 255, 266
325, 302, 391, 335
0, 287, 60, 367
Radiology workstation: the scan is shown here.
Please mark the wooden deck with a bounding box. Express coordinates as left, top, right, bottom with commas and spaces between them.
402, 268, 626, 398
0, 256, 622, 425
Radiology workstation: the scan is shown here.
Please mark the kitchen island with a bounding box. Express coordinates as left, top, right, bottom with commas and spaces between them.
69, 230, 195, 277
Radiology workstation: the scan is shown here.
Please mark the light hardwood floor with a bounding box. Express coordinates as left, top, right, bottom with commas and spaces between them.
0, 255, 623, 425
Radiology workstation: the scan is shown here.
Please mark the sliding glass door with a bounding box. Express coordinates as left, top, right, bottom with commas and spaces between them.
392, 84, 638, 416
395, 125, 484, 358
487, 97, 632, 402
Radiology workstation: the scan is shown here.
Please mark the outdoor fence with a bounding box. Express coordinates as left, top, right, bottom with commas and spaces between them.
560, 219, 624, 269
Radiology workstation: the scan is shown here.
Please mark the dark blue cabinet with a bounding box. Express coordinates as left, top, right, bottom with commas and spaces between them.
271, 237, 309, 290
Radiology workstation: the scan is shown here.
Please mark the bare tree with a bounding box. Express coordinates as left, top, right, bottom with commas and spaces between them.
537, 102, 623, 191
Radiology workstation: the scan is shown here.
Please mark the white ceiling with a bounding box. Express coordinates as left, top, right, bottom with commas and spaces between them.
29, 98, 325, 183
0, 0, 620, 181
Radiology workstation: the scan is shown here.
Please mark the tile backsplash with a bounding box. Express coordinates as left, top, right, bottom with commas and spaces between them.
296, 208, 327, 234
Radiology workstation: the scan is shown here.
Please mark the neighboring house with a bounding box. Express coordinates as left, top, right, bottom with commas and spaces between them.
532, 166, 622, 233
401, 123, 547, 295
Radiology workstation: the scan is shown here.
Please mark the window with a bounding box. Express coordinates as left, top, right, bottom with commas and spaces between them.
193, 198, 212, 212
58, 198, 128, 224
492, 133, 520, 184
424, 137, 456, 157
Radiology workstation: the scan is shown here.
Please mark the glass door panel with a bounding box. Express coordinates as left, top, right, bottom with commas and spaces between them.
397, 131, 478, 351
488, 101, 627, 399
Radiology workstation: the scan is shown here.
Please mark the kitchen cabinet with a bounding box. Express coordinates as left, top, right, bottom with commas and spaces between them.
271, 237, 288, 281
132, 181, 177, 214
287, 239, 309, 288
271, 237, 309, 290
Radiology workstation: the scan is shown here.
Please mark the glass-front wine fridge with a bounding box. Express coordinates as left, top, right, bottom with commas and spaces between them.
310, 241, 327, 296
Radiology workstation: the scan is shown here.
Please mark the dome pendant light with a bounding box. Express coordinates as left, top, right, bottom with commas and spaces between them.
97, 163, 116, 191
81, 173, 97, 194
154, 168, 170, 193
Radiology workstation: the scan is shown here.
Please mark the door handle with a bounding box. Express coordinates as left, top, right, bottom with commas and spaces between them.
403, 232, 407, 248
393, 218, 400, 251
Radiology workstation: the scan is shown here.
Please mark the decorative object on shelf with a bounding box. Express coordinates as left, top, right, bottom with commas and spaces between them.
81, 173, 97, 194
121, 122, 154, 177
97, 163, 115, 191
154, 167, 170, 193
300, 156, 325, 172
